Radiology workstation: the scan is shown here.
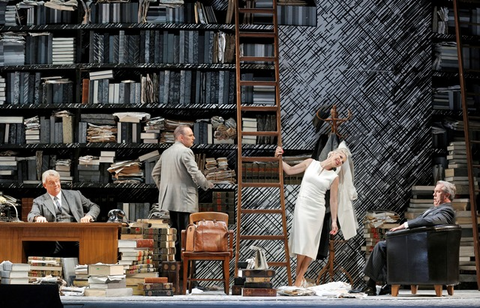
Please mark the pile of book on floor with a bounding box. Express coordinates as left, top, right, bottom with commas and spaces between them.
362, 211, 399, 258
118, 218, 177, 295
0, 261, 30, 284
141, 276, 174, 296
241, 269, 277, 297
85, 263, 132, 297
27, 256, 63, 279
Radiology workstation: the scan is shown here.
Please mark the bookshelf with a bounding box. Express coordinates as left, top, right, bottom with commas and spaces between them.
431, 0, 480, 286
0, 1, 315, 223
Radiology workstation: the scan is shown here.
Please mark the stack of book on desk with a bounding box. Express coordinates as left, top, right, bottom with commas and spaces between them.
27, 256, 63, 279
0, 261, 30, 284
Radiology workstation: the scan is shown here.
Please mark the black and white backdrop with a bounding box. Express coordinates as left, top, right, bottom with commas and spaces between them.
198, 0, 434, 289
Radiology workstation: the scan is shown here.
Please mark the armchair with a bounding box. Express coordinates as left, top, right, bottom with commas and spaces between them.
386, 224, 461, 297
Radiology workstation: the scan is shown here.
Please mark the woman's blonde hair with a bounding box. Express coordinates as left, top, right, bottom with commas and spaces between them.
328, 147, 351, 159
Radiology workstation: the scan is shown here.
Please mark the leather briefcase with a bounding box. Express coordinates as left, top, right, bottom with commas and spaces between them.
186, 219, 228, 252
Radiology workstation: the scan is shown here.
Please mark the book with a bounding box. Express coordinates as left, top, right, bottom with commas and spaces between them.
0, 270, 29, 278
88, 264, 124, 276
242, 287, 277, 296
84, 287, 133, 297
242, 269, 275, 278
2, 263, 30, 272
0, 277, 30, 285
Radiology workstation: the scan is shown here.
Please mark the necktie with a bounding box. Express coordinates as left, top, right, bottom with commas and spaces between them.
54, 197, 61, 210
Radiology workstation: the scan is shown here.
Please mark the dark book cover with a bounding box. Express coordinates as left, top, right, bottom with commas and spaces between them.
242, 287, 277, 297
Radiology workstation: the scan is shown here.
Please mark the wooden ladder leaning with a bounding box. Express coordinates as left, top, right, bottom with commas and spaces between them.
452, 0, 480, 290
233, 0, 292, 285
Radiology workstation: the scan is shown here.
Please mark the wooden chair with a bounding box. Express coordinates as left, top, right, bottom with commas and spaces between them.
181, 212, 234, 295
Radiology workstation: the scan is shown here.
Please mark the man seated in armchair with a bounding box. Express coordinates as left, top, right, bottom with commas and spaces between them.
362, 180, 456, 296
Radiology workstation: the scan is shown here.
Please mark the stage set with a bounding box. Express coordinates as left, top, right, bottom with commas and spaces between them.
60, 289, 480, 308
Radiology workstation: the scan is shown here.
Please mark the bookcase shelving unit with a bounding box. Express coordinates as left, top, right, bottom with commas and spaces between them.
0, 0, 315, 224
431, 0, 480, 288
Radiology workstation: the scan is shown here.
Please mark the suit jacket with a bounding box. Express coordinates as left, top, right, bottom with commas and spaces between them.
408, 202, 456, 228
27, 190, 100, 222
151, 141, 210, 213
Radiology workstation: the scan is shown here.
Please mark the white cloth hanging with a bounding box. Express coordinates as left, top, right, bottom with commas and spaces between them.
336, 141, 358, 240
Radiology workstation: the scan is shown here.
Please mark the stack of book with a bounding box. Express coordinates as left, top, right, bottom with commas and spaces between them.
55, 158, 72, 183
241, 269, 277, 297
406, 186, 435, 219
158, 261, 180, 295
72, 264, 89, 287
108, 160, 143, 184
27, 256, 63, 279
24, 116, 40, 144
51, 36, 75, 65
241, 117, 257, 145
203, 156, 236, 185
362, 211, 400, 257
141, 117, 164, 144
0, 262, 30, 285
0, 155, 17, 183
445, 141, 479, 196
142, 276, 174, 296
85, 263, 132, 297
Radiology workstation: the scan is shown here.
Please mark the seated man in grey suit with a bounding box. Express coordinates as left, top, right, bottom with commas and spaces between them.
363, 180, 456, 296
27, 169, 101, 256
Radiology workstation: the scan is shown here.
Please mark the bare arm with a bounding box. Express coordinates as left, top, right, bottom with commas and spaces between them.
329, 177, 339, 235
275, 146, 313, 176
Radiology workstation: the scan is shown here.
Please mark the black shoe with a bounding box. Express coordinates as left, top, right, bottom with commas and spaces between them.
378, 284, 391, 295
362, 286, 377, 296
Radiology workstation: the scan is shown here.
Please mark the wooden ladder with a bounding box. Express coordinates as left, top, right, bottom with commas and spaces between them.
233, 0, 292, 285
452, 0, 480, 290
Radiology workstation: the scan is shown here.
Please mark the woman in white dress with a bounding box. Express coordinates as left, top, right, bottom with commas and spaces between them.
275, 146, 350, 287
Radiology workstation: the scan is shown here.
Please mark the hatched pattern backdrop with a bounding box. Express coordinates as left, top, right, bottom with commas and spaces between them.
194, 0, 434, 288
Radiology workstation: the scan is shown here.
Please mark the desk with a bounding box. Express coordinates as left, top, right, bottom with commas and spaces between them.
0, 222, 120, 264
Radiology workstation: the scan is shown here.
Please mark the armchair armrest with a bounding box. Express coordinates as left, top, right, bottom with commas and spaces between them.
386, 224, 461, 239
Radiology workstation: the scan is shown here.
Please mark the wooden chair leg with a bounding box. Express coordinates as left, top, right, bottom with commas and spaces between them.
411, 285, 418, 295
391, 285, 400, 297
223, 259, 230, 295
434, 285, 443, 297
182, 258, 188, 295
446, 285, 454, 296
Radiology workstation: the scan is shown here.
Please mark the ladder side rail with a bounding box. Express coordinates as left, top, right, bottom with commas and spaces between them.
453, 0, 480, 290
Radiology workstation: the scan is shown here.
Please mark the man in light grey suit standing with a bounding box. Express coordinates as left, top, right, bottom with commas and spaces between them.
27, 169, 101, 256
363, 180, 457, 296
152, 124, 214, 262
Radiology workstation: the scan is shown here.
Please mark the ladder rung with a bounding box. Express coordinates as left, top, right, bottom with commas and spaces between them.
241, 157, 279, 162
240, 80, 277, 86
242, 131, 280, 136
241, 182, 282, 188
238, 8, 275, 14
240, 209, 283, 214
240, 56, 277, 62
240, 235, 285, 240
240, 106, 278, 112
239, 32, 276, 38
